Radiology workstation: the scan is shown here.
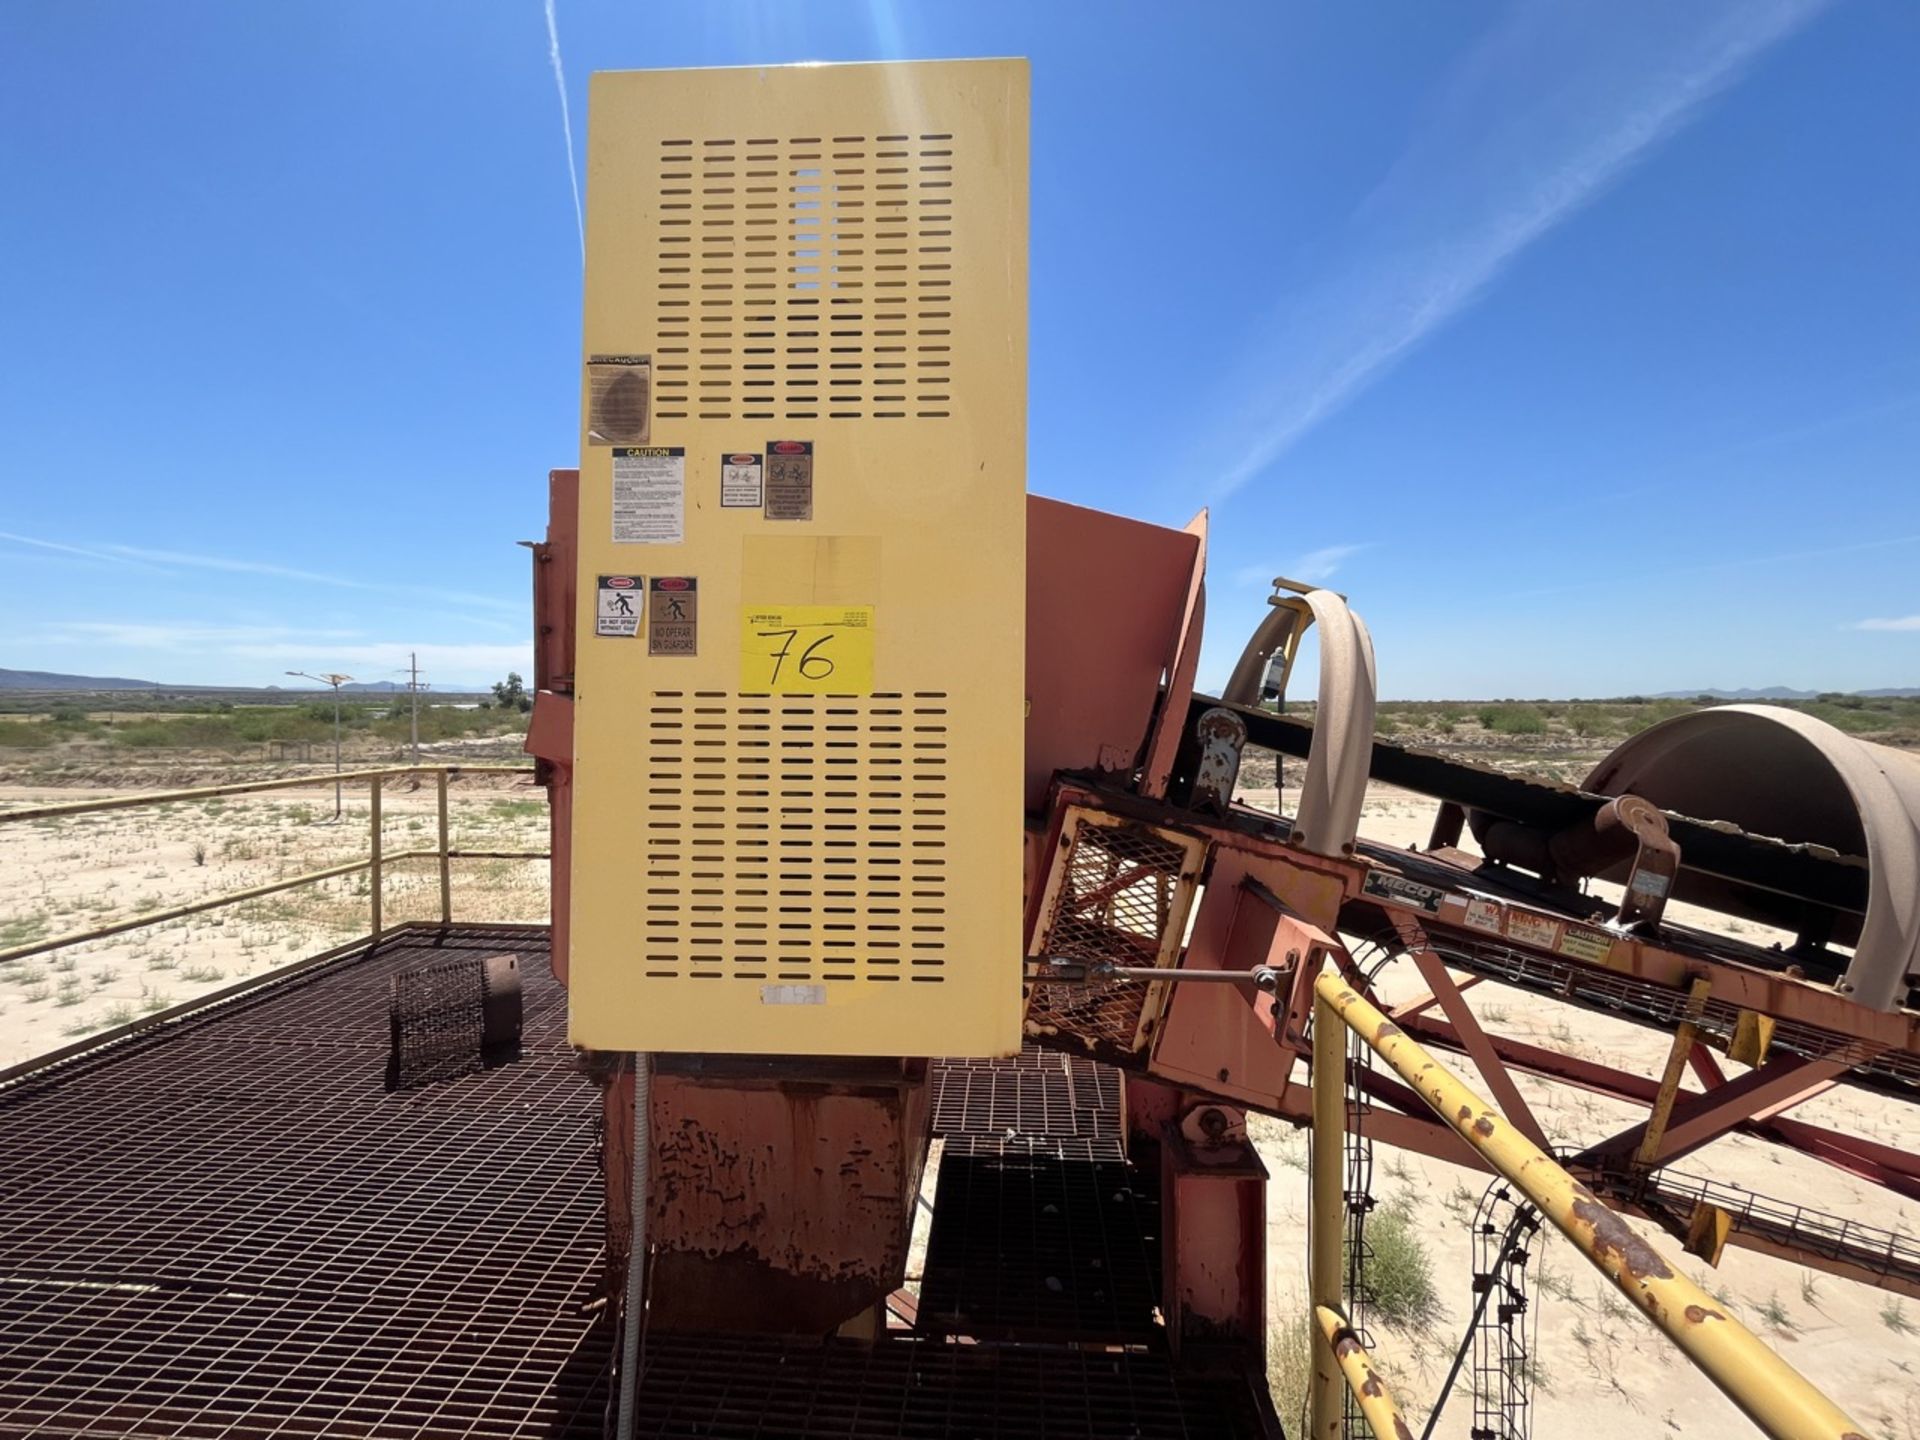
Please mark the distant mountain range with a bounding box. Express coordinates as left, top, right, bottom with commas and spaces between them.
1650, 686, 1920, 700
0, 668, 441, 695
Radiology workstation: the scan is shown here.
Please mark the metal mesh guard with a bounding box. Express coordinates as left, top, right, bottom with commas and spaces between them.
387, 954, 522, 1090
1027, 816, 1196, 1060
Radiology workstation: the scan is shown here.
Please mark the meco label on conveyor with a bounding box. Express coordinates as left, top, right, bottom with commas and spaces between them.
595, 574, 642, 637
1361, 870, 1445, 914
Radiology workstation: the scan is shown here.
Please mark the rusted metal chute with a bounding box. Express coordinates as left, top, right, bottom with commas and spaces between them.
1589, 704, 1920, 1009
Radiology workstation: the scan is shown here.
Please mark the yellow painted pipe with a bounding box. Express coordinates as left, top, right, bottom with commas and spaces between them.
1314, 1304, 1410, 1440
1309, 991, 1348, 1440
1314, 973, 1869, 1440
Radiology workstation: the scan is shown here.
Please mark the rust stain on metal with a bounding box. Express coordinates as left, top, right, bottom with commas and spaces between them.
1684, 1304, 1728, 1324
1375, 1020, 1402, 1039
1456, 1105, 1472, 1122
1333, 1334, 1362, 1358
1571, 1192, 1674, 1282
1394, 1418, 1415, 1440
1361, 1373, 1384, 1398
1472, 1116, 1496, 1138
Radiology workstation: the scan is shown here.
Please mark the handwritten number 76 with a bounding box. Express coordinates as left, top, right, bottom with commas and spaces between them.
757, 628, 836, 683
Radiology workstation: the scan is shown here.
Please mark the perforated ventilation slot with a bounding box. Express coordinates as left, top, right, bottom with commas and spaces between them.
653, 132, 957, 422
642, 691, 951, 983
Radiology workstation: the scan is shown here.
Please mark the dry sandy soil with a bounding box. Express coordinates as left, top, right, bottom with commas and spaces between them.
0, 778, 549, 1068
4, 773, 1916, 1435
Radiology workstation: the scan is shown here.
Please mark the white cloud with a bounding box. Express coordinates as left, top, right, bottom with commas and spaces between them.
48, 622, 360, 650
0, 529, 521, 614
1204, 0, 1831, 500
1290, 544, 1368, 584
1230, 543, 1370, 590
1854, 616, 1920, 632
543, 0, 586, 266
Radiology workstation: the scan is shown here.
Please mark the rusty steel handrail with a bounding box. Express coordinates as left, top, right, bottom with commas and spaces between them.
0, 765, 545, 967
1308, 971, 1868, 1440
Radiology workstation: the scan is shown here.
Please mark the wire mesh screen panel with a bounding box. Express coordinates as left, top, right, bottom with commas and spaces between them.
386, 951, 523, 1090
1024, 808, 1205, 1064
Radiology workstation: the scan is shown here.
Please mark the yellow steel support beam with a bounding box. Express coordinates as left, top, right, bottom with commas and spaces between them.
369, 779, 384, 938
1314, 973, 1867, 1440
1314, 1304, 1410, 1440
1309, 989, 1347, 1440
0, 763, 533, 823
437, 770, 454, 925
1637, 975, 1713, 1169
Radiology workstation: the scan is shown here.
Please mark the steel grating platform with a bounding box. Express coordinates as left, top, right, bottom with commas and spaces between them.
917, 1151, 1163, 1344
0, 925, 610, 1440
929, 1049, 1125, 1161
625, 1332, 1267, 1439
0, 926, 1277, 1439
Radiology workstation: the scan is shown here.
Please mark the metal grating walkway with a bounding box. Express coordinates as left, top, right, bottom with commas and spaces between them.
0, 926, 1273, 1439
626, 1333, 1265, 1439
929, 1048, 1125, 1161
0, 925, 611, 1440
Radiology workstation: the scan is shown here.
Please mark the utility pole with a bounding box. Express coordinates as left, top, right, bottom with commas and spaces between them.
285, 670, 355, 821
396, 653, 429, 772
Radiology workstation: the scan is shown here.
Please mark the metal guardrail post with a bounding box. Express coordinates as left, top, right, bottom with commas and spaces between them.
1309, 989, 1346, 1440
1314, 973, 1868, 1440
369, 780, 383, 938
1315, 1304, 1408, 1440
437, 770, 453, 925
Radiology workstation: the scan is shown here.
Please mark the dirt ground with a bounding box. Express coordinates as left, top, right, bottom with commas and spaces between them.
0, 778, 549, 1067
4, 772, 1915, 1434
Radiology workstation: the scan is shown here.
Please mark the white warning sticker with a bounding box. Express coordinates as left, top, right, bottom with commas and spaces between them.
612, 446, 684, 544
1463, 897, 1503, 935
595, 574, 642, 637
720, 452, 763, 508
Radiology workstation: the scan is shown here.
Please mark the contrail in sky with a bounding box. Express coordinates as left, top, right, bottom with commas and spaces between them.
543, 0, 586, 267
1205, 0, 1832, 502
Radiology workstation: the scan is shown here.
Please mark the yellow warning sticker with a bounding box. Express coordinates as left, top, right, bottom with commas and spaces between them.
740, 605, 875, 694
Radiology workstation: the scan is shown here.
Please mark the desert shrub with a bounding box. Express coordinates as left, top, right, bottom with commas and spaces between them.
1477, 704, 1546, 736
0, 720, 56, 748
1350, 1197, 1441, 1328
1267, 1308, 1314, 1433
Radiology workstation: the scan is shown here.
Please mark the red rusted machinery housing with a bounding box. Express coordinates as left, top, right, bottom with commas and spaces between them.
525, 469, 1920, 1433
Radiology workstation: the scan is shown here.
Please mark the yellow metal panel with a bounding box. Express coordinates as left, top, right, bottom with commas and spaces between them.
569, 60, 1029, 1057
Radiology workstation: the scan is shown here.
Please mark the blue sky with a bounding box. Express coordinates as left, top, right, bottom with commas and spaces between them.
2, 1, 1916, 697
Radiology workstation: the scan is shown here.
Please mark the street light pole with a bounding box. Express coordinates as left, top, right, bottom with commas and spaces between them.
285, 671, 355, 820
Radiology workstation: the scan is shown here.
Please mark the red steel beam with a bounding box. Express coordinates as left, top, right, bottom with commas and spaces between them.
1402, 938, 1550, 1149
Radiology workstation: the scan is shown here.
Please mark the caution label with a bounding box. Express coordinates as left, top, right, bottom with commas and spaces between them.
612, 447, 684, 544
1557, 926, 1613, 964
586, 354, 650, 446
764, 440, 813, 520
648, 576, 698, 656
740, 604, 875, 694
721, 452, 763, 508
595, 574, 642, 637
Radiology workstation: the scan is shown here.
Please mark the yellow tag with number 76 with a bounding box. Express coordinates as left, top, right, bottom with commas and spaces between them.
740, 605, 876, 694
